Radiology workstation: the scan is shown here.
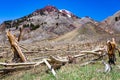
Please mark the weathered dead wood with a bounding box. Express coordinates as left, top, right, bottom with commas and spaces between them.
80, 51, 100, 56
50, 56, 68, 64
0, 61, 44, 67
49, 53, 94, 64
0, 61, 45, 74
31, 53, 86, 61
92, 47, 106, 52
49, 54, 86, 64
0, 66, 33, 74
18, 26, 23, 42
6, 31, 26, 62
73, 54, 86, 58
0, 47, 107, 75
43, 59, 56, 76
79, 52, 107, 67
102, 60, 111, 73
92, 53, 107, 61
80, 47, 107, 56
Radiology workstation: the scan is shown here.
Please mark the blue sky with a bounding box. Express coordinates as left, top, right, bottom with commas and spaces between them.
0, 0, 120, 23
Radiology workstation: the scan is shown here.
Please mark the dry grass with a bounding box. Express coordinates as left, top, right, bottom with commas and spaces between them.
1, 34, 120, 80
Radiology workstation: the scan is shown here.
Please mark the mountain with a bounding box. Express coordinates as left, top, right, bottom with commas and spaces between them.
98, 11, 120, 34
0, 6, 80, 41
0, 5, 118, 43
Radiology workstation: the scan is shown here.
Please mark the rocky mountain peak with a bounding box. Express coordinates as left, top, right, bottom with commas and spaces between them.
33, 5, 59, 15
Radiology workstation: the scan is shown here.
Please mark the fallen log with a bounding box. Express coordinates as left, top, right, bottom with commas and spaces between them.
92, 47, 106, 52
80, 51, 101, 56
0, 66, 33, 74
50, 56, 68, 64
0, 48, 107, 75
50, 53, 95, 64
0, 56, 66, 67
31, 53, 86, 61
79, 53, 107, 67
0, 61, 44, 67
73, 54, 86, 58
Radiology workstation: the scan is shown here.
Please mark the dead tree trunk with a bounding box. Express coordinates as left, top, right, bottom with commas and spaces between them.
18, 26, 23, 42
6, 31, 27, 62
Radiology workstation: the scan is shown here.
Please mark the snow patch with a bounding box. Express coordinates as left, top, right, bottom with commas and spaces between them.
59, 9, 72, 18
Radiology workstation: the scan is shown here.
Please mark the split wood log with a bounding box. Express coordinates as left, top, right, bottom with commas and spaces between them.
43, 59, 56, 77
6, 31, 27, 62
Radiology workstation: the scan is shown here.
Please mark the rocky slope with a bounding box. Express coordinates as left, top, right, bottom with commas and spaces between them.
98, 10, 120, 34
0, 5, 119, 43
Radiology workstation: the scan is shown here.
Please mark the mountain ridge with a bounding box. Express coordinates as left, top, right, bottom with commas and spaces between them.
0, 5, 120, 43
